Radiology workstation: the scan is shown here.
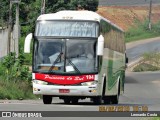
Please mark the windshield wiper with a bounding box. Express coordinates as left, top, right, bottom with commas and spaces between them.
66, 58, 81, 74
48, 52, 63, 73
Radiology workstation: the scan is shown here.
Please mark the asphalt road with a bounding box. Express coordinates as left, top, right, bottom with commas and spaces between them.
99, 0, 160, 6
126, 37, 160, 63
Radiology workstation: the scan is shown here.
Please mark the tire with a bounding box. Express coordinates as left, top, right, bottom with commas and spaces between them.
43, 95, 52, 104
110, 82, 120, 104
71, 99, 78, 104
92, 96, 103, 105
110, 94, 119, 104
103, 96, 111, 104
64, 99, 71, 104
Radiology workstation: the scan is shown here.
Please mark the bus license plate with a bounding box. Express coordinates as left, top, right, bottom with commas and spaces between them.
59, 89, 70, 93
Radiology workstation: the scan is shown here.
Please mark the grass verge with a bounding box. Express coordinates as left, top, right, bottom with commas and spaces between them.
125, 20, 160, 43
133, 52, 160, 72
152, 117, 160, 120
0, 79, 37, 100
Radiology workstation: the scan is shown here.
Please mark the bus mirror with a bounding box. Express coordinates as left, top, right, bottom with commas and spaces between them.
24, 33, 33, 53
126, 57, 129, 64
97, 35, 104, 56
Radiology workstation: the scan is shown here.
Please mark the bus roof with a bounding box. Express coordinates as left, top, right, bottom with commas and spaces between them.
37, 10, 123, 32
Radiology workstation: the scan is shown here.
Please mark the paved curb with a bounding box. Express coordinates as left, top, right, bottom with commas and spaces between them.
126, 57, 143, 71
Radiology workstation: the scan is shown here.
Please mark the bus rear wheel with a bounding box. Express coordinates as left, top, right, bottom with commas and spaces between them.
110, 83, 120, 104
110, 94, 119, 104
43, 95, 52, 104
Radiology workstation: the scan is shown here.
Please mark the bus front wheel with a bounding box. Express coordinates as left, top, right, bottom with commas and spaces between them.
43, 95, 52, 104
92, 96, 103, 105
71, 98, 78, 104
64, 99, 71, 104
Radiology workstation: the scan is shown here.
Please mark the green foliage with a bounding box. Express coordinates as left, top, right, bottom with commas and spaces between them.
46, 0, 99, 12
0, 52, 31, 82
19, 37, 32, 65
125, 20, 160, 42
0, 0, 9, 25
0, 52, 35, 99
0, 80, 36, 99
151, 117, 160, 120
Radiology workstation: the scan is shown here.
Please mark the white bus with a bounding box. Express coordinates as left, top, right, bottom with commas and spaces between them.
24, 10, 128, 104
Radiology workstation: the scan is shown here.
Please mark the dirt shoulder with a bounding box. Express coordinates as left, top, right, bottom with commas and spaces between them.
97, 5, 160, 31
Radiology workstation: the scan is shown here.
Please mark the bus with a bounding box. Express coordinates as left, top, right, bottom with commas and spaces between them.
24, 10, 128, 104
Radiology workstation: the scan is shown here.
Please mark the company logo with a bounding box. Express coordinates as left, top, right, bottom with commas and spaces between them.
2, 112, 11, 117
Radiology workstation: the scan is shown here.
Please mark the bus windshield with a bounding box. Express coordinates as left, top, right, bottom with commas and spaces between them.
33, 38, 98, 74
35, 21, 99, 37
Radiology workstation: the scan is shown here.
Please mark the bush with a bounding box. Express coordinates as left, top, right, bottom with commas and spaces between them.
0, 53, 36, 99
0, 52, 31, 82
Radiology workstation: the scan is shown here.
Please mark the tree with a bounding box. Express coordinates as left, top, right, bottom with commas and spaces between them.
69, 0, 99, 11
46, 0, 99, 13
0, 0, 9, 26
0, 0, 99, 33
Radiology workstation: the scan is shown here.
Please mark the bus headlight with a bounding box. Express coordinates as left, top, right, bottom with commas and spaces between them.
33, 80, 48, 85
81, 81, 98, 86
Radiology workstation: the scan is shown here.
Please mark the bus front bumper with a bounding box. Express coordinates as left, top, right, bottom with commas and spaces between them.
33, 83, 99, 96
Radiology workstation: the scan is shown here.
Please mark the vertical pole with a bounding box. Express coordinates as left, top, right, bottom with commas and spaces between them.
15, 3, 19, 57
41, 0, 46, 14
7, 1, 12, 54
148, 0, 152, 30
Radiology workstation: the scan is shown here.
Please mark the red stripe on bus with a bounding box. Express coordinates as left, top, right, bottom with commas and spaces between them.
35, 73, 95, 85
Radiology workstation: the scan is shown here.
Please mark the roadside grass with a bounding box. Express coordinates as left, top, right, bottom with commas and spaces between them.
0, 53, 39, 100
0, 79, 37, 100
151, 117, 160, 120
133, 52, 160, 72
139, 117, 160, 120
125, 20, 160, 43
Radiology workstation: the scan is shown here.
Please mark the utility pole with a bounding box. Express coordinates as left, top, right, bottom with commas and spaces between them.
7, 1, 12, 54
15, 1, 20, 57
7, 0, 20, 56
41, 0, 46, 14
148, 0, 152, 30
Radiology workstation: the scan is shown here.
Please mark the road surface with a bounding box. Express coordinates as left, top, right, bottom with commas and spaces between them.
99, 0, 160, 6
126, 37, 160, 63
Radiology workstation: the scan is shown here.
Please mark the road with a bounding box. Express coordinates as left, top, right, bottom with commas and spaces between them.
126, 37, 160, 63
99, 0, 160, 6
